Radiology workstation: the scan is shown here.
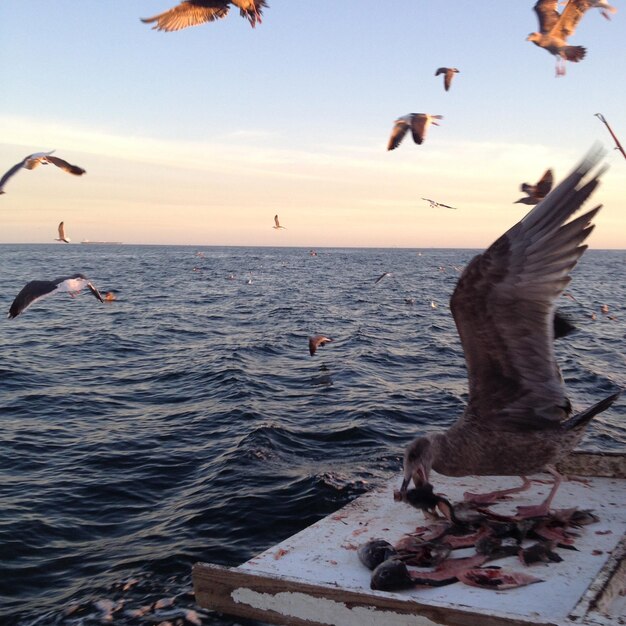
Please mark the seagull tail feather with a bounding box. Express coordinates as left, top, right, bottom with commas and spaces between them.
562, 390, 621, 432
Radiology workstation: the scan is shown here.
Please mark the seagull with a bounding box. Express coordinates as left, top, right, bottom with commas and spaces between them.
273, 214, 286, 229
587, 0, 617, 19
387, 114, 443, 150
0, 151, 86, 195
374, 271, 393, 285
8, 274, 104, 319
514, 169, 554, 205
435, 67, 459, 91
422, 197, 458, 210
141, 0, 267, 31
399, 146, 621, 519
55, 221, 71, 243
527, 0, 593, 75
309, 335, 332, 356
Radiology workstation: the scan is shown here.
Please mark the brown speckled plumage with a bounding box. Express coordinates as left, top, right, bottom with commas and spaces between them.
402, 146, 620, 500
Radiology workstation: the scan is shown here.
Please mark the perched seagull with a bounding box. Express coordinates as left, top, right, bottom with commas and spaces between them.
515, 169, 554, 205
308, 335, 332, 356
527, 0, 593, 75
141, 0, 267, 31
387, 114, 443, 150
422, 197, 458, 210
399, 146, 621, 519
55, 221, 71, 243
0, 151, 86, 195
8, 274, 104, 319
374, 271, 393, 285
435, 67, 459, 91
273, 214, 286, 229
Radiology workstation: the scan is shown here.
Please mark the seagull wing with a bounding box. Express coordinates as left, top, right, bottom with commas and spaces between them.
0, 159, 28, 194
450, 146, 605, 431
58, 222, 66, 241
551, 0, 592, 38
534, 0, 561, 34
535, 169, 554, 198
274, 214, 280, 228
87, 282, 104, 303
141, 1, 230, 31
8, 280, 59, 318
387, 118, 410, 150
439, 203, 458, 210
45, 155, 86, 176
410, 115, 429, 145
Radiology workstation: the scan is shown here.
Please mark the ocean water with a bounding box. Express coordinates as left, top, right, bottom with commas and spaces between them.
0, 244, 624, 626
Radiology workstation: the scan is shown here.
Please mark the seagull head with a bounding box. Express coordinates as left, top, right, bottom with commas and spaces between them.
526, 32, 541, 44
400, 436, 435, 496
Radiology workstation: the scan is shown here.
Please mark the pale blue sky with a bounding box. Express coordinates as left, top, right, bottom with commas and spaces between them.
1, 1, 625, 247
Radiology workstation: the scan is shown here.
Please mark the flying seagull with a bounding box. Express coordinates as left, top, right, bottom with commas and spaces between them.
527, 0, 593, 75
387, 114, 443, 150
55, 221, 71, 243
0, 151, 86, 195
422, 197, 458, 210
273, 214, 285, 229
399, 145, 620, 519
308, 335, 332, 356
595, 113, 626, 160
374, 271, 393, 285
8, 274, 104, 319
435, 67, 459, 91
514, 169, 554, 205
141, 0, 267, 31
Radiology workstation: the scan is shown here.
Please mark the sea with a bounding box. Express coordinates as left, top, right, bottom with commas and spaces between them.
0, 244, 624, 626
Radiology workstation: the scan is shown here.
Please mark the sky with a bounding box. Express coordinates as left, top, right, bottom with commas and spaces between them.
1, 1, 625, 248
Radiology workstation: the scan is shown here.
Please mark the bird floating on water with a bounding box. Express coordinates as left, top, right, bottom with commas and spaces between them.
527, 0, 596, 75
55, 221, 71, 244
141, 0, 267, 31
8, 274, 104, 319
273, 214, 286, 229
399, 145, 620, 519
422, 197, 458, 210
0, 151, 86, 195
387, 114, 443, 150
309, 335, 332, 356
435, 67, 459, 91
515, 169, 554, 205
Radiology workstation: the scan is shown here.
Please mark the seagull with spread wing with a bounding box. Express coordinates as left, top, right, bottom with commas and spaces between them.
141, 0, 267, 31
387, 114, 443, 150
527, 0, 594, 75
8, 274, 104, 319
399, 146, 620, 519
514, 169, 554, 205
435, 67, 459, 91
422, 197, 458, 210
273, 214, 286, 229
0, 151, 86, 195
55, 221, 71, 244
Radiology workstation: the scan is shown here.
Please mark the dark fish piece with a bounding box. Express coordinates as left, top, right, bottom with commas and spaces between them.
393, 537, 451, 567
458, 567, 544, 590
370, 559, 456, 591
357, 539, 398, 571
403, 484, 441, 512
568, 509, 600, 526
519, 541, 563, 565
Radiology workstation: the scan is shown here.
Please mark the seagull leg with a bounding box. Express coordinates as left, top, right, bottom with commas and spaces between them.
463, 476, 531, 504
515, 467, 562, 519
